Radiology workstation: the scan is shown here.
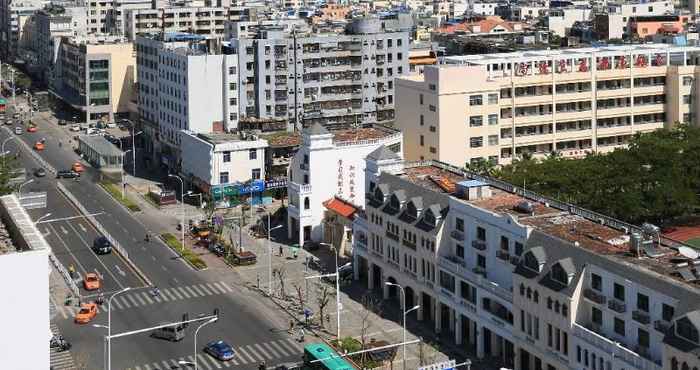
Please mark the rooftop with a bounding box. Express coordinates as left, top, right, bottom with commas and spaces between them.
394, 160, 699, 291
196, 132, 263, 145
331, 126, 400, 145
260, 131, 302, 148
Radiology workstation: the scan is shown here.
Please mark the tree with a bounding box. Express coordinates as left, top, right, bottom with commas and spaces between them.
0, 157, 19, 196
293, 282, 304, 311
315, 282, 332, 329
273, 266, 287, 299
359, 294, 382, 366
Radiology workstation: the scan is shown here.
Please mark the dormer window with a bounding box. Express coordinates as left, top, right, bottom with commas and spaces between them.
424, 209, 436, 226
523, 251, 542, 273
550, 259, 575, 286
374, 188, 384, 202
676, 317, 700, 344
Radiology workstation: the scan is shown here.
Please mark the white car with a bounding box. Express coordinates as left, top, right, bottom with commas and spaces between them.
14, 127, 22, 135
70, 125, 81, 132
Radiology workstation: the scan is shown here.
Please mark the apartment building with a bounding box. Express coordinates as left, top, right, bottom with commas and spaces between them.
227, 17, 410, 129
286, 123, 402, 248
124, 6, 257, 40
0, 0, 44, 59
53, 36, 135, 123
136, 33, 239, 170
0, 194, 51, 370
352, 153, 700, 370
34, 6, 88, 84
395, 44, 699, 168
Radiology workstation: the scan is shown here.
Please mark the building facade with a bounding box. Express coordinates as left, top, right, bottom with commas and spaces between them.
395, 44, 700, 168
228, 17, 410, 129
53, 36, 136, 123
35, 6, 88, 84
353, 154, 700, 370
286, 123, 402, 247
0, 0, 44, 59
136, 33, 239, 169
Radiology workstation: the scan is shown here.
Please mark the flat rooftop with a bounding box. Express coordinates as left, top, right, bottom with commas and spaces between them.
398, 161, 695, 290
197, 132, 249, 144
260, 132, 301, 148
331, 126, 399, 144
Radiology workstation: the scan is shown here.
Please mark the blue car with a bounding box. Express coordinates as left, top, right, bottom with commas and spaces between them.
204, 340, 235, 361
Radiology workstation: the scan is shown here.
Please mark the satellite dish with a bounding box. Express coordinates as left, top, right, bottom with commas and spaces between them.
678, 246, 700, 260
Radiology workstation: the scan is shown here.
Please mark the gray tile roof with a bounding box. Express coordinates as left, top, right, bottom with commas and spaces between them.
367, 145, 400, 161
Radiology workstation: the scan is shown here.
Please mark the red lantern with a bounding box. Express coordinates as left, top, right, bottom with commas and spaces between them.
578, 59, 588, 72
557, 60, 567, 73
654, 54, 665, 66
539, 61, 549, 74
635, 55, 647, 67
598, 58, 610, 70
617, 56, 627, 69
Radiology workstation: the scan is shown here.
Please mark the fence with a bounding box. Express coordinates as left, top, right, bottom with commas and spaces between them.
49, 252, 80, 297
406, 160, 694, 251
57, 181, 152, 286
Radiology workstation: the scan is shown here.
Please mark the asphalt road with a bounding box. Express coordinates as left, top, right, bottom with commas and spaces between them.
17, 107, 304, 369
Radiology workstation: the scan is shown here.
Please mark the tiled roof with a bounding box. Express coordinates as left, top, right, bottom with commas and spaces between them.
323, 197, 358, 219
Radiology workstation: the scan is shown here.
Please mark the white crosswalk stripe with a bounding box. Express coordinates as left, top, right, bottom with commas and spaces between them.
269, 340, 290, 356
160, 360, 170, 369
285, 337, 302, 351
261, 342, 280, 358
236, 345, 256, 363
245, 345, 266, 362
203, 353, 223, 369
198, 283, 214, 295
163, 287, 179, 300
50, 321, 77, 370
176, 286, 192, 298
134, 365, 142, 370
190, 284, 206, 296
132, 293, 147, 306
143, 364, 152, 370
184, 285, 199, 297
117, 296, 131, 308
140, 291, 155, 304
111, 299, 123, 310
253, 343, 273, 360
212, 282, 228, 294
126, 294, 141, 306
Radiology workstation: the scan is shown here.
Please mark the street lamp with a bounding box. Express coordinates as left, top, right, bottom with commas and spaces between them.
312, 243, 349, 341
169, 174, 185, 252
179, 317, 218, 370
131, 130, 142, 177
107, 287, 131, 370
258, 206, 282, 296
92, 324, 109, 370
385, 282, 418, 370
18, 179, 33, 196
1, 136, 14, 167
34, 212, 52, 225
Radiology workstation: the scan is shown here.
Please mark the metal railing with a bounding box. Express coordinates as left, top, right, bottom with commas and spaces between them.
3, 126, 57, 174
49, 253, 80, 297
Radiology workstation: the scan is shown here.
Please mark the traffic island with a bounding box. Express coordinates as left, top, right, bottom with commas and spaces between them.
160, 233, 207, 270
99, 181, 141, 212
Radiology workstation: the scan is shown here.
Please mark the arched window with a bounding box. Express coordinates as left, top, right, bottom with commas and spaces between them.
562, 304, 568, 317
547, 297, 553, 310
523, 252, 541, 272
671, 357, 678, 370
533, 291, 539, 303
304, 197, 310, 209
555, 301, 560, 313
519, 284, 525, 296
527, 287, 532, 299
682, 362, 690, 370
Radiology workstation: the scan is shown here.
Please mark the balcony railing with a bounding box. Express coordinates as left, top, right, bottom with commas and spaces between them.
386, 230, 399, 242
439, 256, 512, 303
472, 266, 487, 277
496, 250, 510, 261
583, 288, 607, 305
633, 310, 650, 325
608, 299, 626, 313
402, 239, 416, 250
573, 323, 662, 370
653, 319, 671, 333
472, 240, 486, 251
450, 230, 464, 241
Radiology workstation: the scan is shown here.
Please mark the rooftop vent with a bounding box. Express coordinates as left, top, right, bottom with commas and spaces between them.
455, 180, 491, 200
514, 200, 534, 214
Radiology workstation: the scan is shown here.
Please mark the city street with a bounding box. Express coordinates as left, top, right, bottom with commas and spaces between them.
8, 104, 310, 369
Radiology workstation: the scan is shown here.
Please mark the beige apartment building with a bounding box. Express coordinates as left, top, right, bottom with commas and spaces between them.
395, 44, 700, 168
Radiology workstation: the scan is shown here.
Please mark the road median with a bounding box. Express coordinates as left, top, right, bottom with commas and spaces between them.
99, 181, 141, 212
160, 232, 207, 270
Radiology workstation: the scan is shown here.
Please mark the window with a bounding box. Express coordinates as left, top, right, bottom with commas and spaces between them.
547, 324, 553, 347
304, 197, 310, 209
477, 254, 486, 268
456, 218, 464, 232
249, 149, 257, 160
228, 66, 237, 75
420, 114, 424, 126
222, 151, 231, 162
677, 318, 700, 343
476, 226, 486, 241
429, 84, 436, 91
637, 293, 649, 312
429, 147, 436, 154
219, 172, 229, 184
638, 328, 649, 348
683, 76, 694, 86
456, 244, 464, 258
684, 95, 693, 105
591, 273, 602, 291
515, 242, 523, 256
614, 317, 626, 336
420, 135, 424, 146
663, 304, 675, 321
488, 93, 498, 104
469, 95, 483, 106
614, 283, 625, 301
488, 135, 499, 146
429, 126, 436, 132
419, 94, 424, 104
429, 105, 436, 112
252, 168, 261, 180
488, 114, 498, 125
551, 263, 569, 285
547, 297, 553, 309
439, 270, 455, 293
469, 116, 483, 127
470, 137, 483, 148
592, 307, 602, 325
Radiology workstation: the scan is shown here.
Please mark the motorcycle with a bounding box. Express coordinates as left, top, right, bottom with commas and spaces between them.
50, 336, 71, 352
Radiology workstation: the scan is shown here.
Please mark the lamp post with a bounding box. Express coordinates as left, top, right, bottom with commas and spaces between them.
107, 287, 131, 370
131, 130, 142, 177
2, 136, 14, 167
178, 317, 218, 370
169, 174, 185, 252
386, 282, 418, 370
318, 243, 348, 340
18, 179, 33, 196
186, 190, 203, 208
258, 206, 281, 296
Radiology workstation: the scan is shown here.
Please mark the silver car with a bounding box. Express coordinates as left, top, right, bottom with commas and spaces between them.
14, 127, 22, 135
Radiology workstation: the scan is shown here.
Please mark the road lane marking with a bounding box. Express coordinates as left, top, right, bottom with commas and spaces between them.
189, 284, 205, 296
65, 222, 125, 289
163, 288, 179, 300
236, 346, 255, 364
47, 223, 90, 276
60, 226, 68, 234
269, 340, 290, 356
42, 228, 51, 237
173, 277, 180, 284
78, 223, 87, 233
211, 282, 228, 294
126, 294, 140, 307
183, 285, 198, 297
254, 343, 274, 360
245, 345, 266, 362
261, 342, 280, 358
176, 286, 192, 298
198, 283, 214, 295
114, 264, 126, 276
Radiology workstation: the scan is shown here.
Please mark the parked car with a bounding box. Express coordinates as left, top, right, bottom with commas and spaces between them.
204, 340, 235, 361
92, 236, 112, 254
56, 170, 80, 179
70, 125, 80, 132
57, 119, 67, 126
14, 127, 22, 135
34, 168, 46, 177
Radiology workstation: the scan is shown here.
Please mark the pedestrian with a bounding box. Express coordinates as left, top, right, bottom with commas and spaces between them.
293, 248, 298, 259
289, 319, 294, 332
279, 245, 283, 256
298, 328, 305, 342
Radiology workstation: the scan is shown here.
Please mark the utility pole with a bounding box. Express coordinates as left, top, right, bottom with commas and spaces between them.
10, 68, 15, 106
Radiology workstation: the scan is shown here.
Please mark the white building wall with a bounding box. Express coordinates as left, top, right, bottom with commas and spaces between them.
0, 249, 50, 370
471, 2, 498, 15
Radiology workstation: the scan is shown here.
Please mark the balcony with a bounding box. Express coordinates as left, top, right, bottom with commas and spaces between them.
473, 266, 487, 277
509, 256, 521, 266
288, 181, 312, 195
450, 230, 464, 241
573, 323, 662, 370
583, 288, 607, 305
386, 230, 399, 242
608, 299, 626, 313
653, 319, 671, 333
472, 240, 486, 251
299, 162, 309, 170
439, 256, 512, 302
496, 250, 510, 261
633, 310, 651, 325
402, 239, 416, 250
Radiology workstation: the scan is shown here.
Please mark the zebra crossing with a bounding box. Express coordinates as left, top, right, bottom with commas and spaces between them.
50, 322, 77, 370
54, 281, 235, 319
124, 337, 303, 370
